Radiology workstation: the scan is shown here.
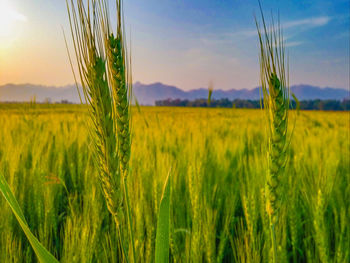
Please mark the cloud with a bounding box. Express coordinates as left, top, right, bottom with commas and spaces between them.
238, 16, 332, 37
283, 16, 331, 29
285, 41, 303, 47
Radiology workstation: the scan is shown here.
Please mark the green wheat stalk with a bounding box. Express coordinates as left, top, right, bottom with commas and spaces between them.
256, 5, 290, 263
99, 0, 132, 177
66, 0, 123, 226
99, 1, 135, 261
313, 189, 330, 263
65, 4, 132, 261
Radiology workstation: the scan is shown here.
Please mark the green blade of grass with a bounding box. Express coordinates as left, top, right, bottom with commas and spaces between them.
207, 81, 213, 106
0, 173, 59, 263
292, 93, 300, 113
155, 171, 171, 263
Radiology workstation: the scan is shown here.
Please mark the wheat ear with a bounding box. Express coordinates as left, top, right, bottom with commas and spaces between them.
66, 0, 123, 225
102, 0, 131, 178
99, 1, 135, 261
256, 6, 289, 263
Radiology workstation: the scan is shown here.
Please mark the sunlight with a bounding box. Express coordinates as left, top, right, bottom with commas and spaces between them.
0, 0, 27, 38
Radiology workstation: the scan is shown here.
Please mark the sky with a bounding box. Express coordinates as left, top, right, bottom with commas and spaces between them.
0, 0, 349, 91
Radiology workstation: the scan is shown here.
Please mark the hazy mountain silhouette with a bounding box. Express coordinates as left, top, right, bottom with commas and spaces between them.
0, 82, 348, 105
133, 82, 349, 105
0, 84, 82, 103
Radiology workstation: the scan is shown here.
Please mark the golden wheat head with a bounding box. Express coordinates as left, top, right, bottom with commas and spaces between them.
100, 0, 132, 178
66, 0, 123, 224
256, 9, 289, 225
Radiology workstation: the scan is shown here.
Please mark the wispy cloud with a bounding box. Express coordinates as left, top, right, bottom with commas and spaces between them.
238, 16, 332, 37
285, 41, 303, 47
283, 16, 330, 28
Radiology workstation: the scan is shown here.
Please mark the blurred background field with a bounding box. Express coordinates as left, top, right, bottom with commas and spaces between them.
0, 104, 349, 262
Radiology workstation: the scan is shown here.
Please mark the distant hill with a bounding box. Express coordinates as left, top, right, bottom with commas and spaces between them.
133, 82, 349, 105
0, 82, 348, 105
133, 82, 187, 105
0, 84, 82, 103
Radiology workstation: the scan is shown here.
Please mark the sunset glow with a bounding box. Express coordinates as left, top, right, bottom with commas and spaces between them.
0, 0, 348, 90
0, 0, 26, 41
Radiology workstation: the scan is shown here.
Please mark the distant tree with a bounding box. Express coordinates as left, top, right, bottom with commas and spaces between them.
154, 98, 348, 111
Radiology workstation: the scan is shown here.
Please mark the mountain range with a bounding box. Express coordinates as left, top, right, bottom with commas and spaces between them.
0, 82, 348, 105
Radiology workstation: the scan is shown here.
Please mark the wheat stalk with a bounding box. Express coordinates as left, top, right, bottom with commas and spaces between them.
99, 1, 135, 261
313, 189, 330, 263
67, 0, 136, 262
188, 165, 202, 262
100, 0, 131, 177
65, 4, 135, 262
256, 5, 290, 262
66, 1, 136, 261
66, 0, 123, 226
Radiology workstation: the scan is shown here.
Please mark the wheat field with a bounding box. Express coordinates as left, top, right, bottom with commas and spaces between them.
0, 104, 348, 262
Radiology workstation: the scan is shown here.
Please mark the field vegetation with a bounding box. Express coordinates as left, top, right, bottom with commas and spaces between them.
0, 105, 349, 262
0, 0, 349, 262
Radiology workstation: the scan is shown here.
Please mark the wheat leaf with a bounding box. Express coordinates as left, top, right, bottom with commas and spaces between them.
0, 173, 59, 263
155, 171, 171, 263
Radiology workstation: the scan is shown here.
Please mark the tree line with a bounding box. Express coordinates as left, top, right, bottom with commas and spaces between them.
155, 98, 350, 111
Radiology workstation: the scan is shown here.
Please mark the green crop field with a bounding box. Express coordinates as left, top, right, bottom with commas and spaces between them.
0, 104, 348, 262
0, 1, 349, 262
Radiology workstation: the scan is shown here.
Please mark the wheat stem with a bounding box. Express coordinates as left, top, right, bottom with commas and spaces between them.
66, 0, 123, 223
123, 177, 136, 262
256, 4, 290, 262
66, 1, 132, 261
99, 1, 134, 261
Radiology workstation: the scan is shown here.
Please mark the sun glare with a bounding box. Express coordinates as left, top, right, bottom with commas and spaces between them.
0, 0, 27, 38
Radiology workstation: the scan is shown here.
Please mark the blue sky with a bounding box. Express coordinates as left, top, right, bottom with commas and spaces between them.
0, 0, 349, 90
